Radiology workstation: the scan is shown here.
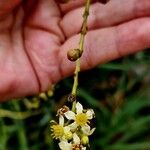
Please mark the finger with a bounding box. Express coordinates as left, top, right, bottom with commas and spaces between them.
59, 0, 85, 13
24, 0, 64, 92
59, 0, 97, 14
60, 0, 150, 37
58, 18, 150, 79
0, 0, 21, 19
24, 0, 64, 41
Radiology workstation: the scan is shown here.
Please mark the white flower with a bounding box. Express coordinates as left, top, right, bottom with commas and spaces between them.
73, 133, 81, 144
72, 133, 86, 150
59, 133, 86, 150
81, 125, 96, 136
64, 102, 95, 132
51, 102, 95, 150
59, 141, 72, 150
51, 115, 72, 140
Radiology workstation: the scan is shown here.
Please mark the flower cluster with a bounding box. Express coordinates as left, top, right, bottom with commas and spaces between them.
50, 102, 95, 150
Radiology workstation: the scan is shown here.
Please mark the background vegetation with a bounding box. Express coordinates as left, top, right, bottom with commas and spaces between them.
0, 50, 150, 150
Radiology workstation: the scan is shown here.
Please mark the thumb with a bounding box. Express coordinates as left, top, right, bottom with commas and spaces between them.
0, 0, 21, 19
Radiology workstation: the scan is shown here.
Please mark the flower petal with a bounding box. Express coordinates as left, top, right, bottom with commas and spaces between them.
59, 141, 72, 150
81, 125, 91, 135
64, 111, 75, 120
73, 133, 80, 144
68, 122, 78, 131
59, 115, 64, 126
89, 128, 96, 135
82, 125, 96, 136
86, 109, 95, 119
76, 102, 83, 114
64, 126, 70, 133
82, 147, 86, 150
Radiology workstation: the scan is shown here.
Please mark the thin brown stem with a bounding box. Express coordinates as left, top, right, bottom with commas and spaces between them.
71, 0, 92, 96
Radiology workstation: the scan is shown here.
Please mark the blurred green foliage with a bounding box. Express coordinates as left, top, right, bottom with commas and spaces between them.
0, 50, 150, 150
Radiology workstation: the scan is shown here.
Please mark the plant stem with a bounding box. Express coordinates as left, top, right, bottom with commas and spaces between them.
71, 0, 91, 96
12, 101, 29, 150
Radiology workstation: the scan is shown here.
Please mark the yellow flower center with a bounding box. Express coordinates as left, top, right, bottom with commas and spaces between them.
64, 131, 73, 140
75, 113, 88, 126
51, 125, 64, 139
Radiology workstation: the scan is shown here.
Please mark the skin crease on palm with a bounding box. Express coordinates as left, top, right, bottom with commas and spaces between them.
0, 0, 150, 102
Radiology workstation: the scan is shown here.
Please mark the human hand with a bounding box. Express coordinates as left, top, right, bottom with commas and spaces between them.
0, 0, 149, 101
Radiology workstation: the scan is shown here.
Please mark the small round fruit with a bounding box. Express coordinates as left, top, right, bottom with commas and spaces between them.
67, 49, 81, 61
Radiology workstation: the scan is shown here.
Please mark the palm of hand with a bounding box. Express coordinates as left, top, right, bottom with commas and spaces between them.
0, 0, 69, 100
0, 0, 150, 101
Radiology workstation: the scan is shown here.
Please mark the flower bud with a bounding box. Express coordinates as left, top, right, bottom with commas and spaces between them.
39, 92, 48, 101
68, 93, 76, 102
81, 136, 89, 145
67, 49, 82, 61
65, 131, 73, 140
57, 105, 69, 116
